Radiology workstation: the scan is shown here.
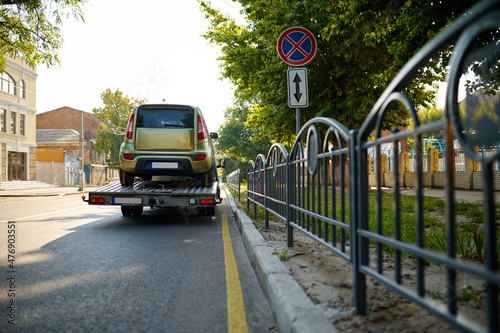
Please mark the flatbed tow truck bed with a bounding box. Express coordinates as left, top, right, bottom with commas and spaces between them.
83, 179, 221, 216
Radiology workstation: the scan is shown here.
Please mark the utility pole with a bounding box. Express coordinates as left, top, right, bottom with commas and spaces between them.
79, 111, 84, 191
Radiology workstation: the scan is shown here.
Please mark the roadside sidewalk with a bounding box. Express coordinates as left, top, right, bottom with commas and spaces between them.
378, 187, 500, 204
0, 186, 99, 197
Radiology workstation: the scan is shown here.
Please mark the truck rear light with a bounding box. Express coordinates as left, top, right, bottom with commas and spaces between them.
196, 154, 206, 161
126, 113, 135, 139
197, 115, 206, 140
91, 198, 105, 204
200, 199, 214, 205
123, 153, 132, 160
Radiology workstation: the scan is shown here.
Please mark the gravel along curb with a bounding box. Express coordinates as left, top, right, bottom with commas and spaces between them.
223, 185, 336, 333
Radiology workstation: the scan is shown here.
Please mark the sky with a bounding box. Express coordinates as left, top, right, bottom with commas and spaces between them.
36, 0, 243, 132
35, 0, 467, 134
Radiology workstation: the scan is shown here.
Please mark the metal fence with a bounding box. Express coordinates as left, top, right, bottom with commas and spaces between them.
246, 1, 500, 332
226, 169, 241, 201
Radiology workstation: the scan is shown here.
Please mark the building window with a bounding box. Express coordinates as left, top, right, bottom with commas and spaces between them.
0, 109, 5, 132
20, 114, 25, 135
20, 79, 26, 99
10, 111, 15, 134
1, 72, 16, 95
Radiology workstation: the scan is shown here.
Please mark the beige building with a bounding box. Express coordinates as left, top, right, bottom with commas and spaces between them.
0, 57, 37, 182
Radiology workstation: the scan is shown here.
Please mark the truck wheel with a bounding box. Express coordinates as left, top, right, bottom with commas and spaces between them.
206, 206, 216, 216
198, 206, 216, 216
121, 206, 143, 216
120, 169, 135, 186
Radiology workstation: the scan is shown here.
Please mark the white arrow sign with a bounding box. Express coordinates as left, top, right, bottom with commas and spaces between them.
287, 68, 308, 108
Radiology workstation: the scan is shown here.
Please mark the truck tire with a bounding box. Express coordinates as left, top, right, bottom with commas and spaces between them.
121, 205, 143, 216
120, 169, 135, 186
206, 206, 216, 216
198, 206, 215, 216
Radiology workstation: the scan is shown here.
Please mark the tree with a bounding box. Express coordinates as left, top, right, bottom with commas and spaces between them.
406, 105, 445, 151
215, 102, 273, 179
199, 0, 479, 142
92, 89, 146, 169
0, 0, 85, 71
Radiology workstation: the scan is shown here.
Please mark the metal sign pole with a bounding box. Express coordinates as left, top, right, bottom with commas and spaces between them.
296, 108, 300, 135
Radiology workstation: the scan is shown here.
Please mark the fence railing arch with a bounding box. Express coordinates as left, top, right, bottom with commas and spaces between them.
264, 143, 289, 229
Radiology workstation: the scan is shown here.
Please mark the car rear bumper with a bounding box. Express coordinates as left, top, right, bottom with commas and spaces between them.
120, 155, 212, 176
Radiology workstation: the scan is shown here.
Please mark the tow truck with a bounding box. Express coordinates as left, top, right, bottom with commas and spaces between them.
82, 177, 222, 216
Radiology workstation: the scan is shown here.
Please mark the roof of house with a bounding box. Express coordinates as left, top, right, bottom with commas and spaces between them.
36, 129, 80, 144
39, 106, 88, 114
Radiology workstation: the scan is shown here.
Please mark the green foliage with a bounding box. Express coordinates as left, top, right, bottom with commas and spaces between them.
422, 195, 446, 211
464, 29, 500, 96
414, 106, 446, 143
272, 248, 290, 261
0, 0, 86, 70
456, 231, 486, 262
459, 94, 500, 148
219, 156, 239, 182
419, 106, 445, 125
198, 0, 476, 142
426, 230, 447, 254
216, 102, 273, 179
92, 89, 146, 169
228, 182, 248, 202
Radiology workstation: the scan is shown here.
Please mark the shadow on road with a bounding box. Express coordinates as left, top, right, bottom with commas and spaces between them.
1, 206, 227, 332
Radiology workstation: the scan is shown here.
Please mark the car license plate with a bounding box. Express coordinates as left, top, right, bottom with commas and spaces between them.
150, 162, 178, 169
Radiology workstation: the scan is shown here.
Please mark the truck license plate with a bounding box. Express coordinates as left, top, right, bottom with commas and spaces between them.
113, 197, 142, 205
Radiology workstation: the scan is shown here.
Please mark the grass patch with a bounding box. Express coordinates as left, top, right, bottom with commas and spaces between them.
366, 191, 500, 262
228, 182, 500, 264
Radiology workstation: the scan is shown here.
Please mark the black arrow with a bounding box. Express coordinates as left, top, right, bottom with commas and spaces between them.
293, 73, 302, 103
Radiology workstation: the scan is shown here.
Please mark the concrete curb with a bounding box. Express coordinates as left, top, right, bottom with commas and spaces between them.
223, 185, 336, 333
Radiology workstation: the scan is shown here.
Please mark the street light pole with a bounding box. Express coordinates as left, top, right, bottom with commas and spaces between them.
79, 111, 84, 191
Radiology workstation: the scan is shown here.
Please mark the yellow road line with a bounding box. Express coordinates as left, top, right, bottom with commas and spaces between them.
222, 214, 249, 333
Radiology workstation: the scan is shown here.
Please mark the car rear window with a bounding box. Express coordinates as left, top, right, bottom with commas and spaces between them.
136, 106, 194, 129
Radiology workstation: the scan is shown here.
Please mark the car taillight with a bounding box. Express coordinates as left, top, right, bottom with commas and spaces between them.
196, 154, 206, 161
126, 113, 135, 139
197, 115, 206, 140
123, 153, 132, 160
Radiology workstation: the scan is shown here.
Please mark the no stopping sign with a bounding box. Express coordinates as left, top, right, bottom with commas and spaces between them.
277, 27, 317, 66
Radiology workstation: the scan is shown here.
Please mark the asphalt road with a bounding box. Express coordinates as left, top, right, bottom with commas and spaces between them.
0, 193, 277, 332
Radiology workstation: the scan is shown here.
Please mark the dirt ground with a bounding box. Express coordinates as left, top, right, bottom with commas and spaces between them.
251, 217, 491, 333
